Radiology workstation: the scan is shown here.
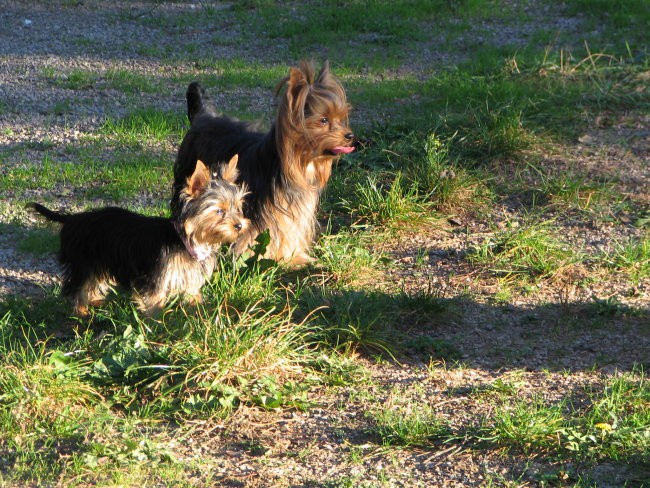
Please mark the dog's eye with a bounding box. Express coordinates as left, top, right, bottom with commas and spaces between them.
216, 209, 224, 216
320, 117, 328, 125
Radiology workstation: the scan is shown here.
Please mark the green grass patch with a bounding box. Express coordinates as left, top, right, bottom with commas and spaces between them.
406, 132, 491, 210
482, 394, 568, 454
535, 171, 616, 213
468, 219, 577, 281
599, 237, 650, 281
1, 153, 172, 202
233, 0, 502, 67
104, 69, 159, 94
300, 288, 396, 355
479, 369, 650, 462
17, 228, 59, 255
370, 394, 450, 447
235, 0, 441, 66
313, 230, 384, 287
101, 108, 187, 146
180, 58, 287, 90
45, 68, 96, 90
364, 370, 649, 463
564, 0, 650, 51
347, 49, 648, 152
342, 171, 435, 229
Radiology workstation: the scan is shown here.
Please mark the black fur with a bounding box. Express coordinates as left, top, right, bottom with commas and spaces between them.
172, 105, 278, 228
172, 61, 354, 265
29, 204, 185, 297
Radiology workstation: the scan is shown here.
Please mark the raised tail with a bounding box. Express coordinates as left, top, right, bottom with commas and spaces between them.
186, 81, 207, 124
27, 202, 68, 224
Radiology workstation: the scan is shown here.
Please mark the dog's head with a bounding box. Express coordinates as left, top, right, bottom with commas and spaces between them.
276, 61, 354, 187
179, 157, 249, 252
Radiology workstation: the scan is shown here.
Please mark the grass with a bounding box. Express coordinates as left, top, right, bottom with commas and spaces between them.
363, 369, 649, 463
479, 369, 650, 462
468, 219, 578, 282
1, 152, 173, 202
100, 108, 187, 146
600, 237, 650, 281
2, 0, 650, 486
371, 396, 450, 447
342, 172, 434, 229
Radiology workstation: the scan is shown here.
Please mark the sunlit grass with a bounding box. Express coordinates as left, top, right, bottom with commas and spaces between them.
2, 1, 650, 485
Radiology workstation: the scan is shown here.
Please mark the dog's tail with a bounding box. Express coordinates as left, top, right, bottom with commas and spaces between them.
186, 81, 207, 124
27, 202, 68, 224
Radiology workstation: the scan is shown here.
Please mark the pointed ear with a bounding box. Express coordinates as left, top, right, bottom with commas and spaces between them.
287, 66, 309, 105
187, 159, 211, 197
220, 154, 239, 184
280, 68, 309, 125
316, 60, 331, 83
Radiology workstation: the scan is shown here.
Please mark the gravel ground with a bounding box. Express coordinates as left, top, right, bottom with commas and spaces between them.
0, 1, 648, 487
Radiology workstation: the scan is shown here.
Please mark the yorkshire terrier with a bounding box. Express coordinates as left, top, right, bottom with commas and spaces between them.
171, 60, 355, 266
29, 157, 248, 315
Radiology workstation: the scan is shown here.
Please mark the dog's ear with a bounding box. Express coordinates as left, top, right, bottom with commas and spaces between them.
187, 159, 211, 197
316, 60, 331, 84
286, 66, 310, 116
220, 154, 239, 184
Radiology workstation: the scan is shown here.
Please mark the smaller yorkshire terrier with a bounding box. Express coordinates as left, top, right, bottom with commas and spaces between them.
29, 157, 248, 315
172, 60, 355, 266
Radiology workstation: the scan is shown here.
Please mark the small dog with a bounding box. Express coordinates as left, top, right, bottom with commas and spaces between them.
29, 157, 248, 315
171, 60, 355, 266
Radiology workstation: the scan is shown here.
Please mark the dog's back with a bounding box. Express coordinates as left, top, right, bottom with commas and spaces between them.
172, 62, 353, 266
31, 204, 177, 294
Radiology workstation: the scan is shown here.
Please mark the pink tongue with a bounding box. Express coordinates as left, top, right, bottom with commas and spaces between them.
331, 146, 355, 154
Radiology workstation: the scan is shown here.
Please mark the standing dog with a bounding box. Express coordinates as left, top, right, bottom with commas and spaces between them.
30, 157, 248, 315
171, 61, 354, 266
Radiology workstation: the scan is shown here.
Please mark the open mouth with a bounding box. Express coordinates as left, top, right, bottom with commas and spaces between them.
329, 146, 355, 155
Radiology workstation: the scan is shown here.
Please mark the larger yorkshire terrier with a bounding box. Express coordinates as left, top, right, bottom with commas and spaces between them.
171, 60, 355, 266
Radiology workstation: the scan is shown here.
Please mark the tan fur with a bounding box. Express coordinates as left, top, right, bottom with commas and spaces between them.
136, 252, 217, 313
233, 187, 319, 265
59, 157, 249, 316
248, 61, 352, 265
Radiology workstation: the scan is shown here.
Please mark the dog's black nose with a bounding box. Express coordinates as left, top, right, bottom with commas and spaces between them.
344, 132, 354, 141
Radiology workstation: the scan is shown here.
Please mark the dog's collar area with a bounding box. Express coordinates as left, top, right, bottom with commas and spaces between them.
186, 241, 212, 261
174, 221, 212, 261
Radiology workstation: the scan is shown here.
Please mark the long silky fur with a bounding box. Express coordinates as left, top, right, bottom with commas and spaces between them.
29, 165, 247, 314
172, 60, 353, 266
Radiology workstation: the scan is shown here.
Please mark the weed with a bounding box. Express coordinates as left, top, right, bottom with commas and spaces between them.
599, 237, 649, 280
343, 172, 433, 229
301, 289, 395, 356
474, 370, 650, 462
480, 395, 568, 454
370, 397, 449, 447
468, 219, 577, 281
314, 230, 384, 287
407, 133, 488, 210
537, 171, 614, 213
